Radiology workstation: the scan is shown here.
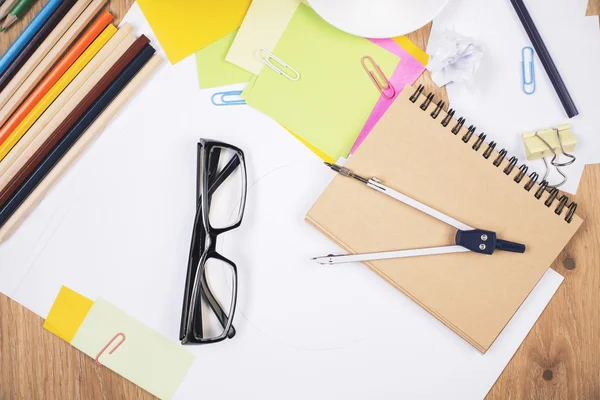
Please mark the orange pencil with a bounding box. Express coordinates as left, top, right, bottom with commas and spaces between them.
0, 11, 113, 147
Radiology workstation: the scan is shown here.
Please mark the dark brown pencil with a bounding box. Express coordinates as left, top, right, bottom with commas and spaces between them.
0, 35, 150, 209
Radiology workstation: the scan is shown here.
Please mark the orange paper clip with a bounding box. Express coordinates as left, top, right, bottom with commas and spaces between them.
361, 56, 395, 99
95, 332, 126, 365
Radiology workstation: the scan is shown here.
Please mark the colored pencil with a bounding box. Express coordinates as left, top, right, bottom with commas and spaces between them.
0, 0, 103, 124
0, 0, 77, 94
0, 35, 150, 207
0, 24, 117, 161
0, 10, 113, 145
0, 44, 156, 229
0, 0, 17, 20
0, 0, 61, 75
1, 0, 37, 31
0, 25, 134, 186
0, 54, 163, 243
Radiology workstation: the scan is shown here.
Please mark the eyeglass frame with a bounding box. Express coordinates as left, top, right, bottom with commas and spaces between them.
179, 139, 247, 345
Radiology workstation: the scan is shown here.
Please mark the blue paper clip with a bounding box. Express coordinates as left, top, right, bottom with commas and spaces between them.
521, 46, 535, 95
211, 90, 246, 106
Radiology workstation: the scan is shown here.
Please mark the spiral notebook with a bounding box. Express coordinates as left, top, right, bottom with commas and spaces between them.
306, 85, 583, 353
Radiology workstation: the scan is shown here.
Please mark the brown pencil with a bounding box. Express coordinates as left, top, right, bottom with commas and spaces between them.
0, 25, 134, 189
0, 35, 150, 208
0, 54, 163, 243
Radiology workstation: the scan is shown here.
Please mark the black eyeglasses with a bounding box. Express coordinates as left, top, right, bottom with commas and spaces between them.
179, 139, 247, 344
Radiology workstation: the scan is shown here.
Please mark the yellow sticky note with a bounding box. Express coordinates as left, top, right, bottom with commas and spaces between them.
71, 298, 195, 400
226, 0, 302, 74
393, 36, 429, 66
138, 0, 252, 64
285, 127, 334, 163
43, 286, 94, 343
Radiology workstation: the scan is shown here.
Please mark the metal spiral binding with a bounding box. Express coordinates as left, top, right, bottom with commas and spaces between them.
524, 172, 539, 191
431, 100, 445, 119
493, 149, 508, 166
452, 117, 465, 134
409, 84, 578, 223
462, 125, 476, 143
504, 156, 518, 175
420, 93, 434, 110
535, 181, 549, 199
482, 141, 497, 159
472, 133, 486, 151
441, 109, 455, 127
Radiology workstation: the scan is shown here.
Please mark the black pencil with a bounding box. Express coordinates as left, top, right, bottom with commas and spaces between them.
0, 44, 156, 228
509, 0, 578, 118
0, 0, 76, 92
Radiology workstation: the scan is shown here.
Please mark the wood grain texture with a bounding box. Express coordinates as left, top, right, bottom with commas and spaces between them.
587, 0, 600, 25
0, 1, 598, 399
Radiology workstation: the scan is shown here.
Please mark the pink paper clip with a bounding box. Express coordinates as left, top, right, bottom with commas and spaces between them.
95, 332, 126, 365
361, 56, 395, 99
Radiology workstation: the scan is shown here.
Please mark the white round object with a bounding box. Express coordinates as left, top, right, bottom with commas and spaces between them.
308, 0, 449, 38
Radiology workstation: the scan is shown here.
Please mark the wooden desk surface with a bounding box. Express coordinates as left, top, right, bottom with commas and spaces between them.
1, 1, 599, 399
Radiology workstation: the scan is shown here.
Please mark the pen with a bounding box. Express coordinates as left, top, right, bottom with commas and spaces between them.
509, 0, 578, 118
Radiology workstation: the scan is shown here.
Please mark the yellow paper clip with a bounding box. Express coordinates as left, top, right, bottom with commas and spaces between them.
256, 48, 300, 81
361, 56, 395, 99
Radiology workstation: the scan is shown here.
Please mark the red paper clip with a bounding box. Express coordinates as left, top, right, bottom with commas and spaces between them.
361, 55, 395, 99
95, 332, 126, 365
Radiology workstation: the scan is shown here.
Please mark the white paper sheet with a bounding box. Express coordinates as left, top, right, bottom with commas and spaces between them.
428, 0, 600, 194
0, 3, 565, 399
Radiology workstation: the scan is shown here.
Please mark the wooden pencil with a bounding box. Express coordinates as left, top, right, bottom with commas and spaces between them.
0, 24, 117, 161
0, 0, 93, 108
0, 0, 62, 75
0, 44, 157, 230
0, 0, 103, 123
0, 36, 151, 208
0, 25, 134, 184
0, 0, 77, 93
0, 54, 163, 243
1, 0, 39, 32
0, 0, 17, 21
0, 10, 113, 146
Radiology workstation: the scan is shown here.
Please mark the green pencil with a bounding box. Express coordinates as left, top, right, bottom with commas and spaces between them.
0, 0, 17, 21
1, 0, 36, 31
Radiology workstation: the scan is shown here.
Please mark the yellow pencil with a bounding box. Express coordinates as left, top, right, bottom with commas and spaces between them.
0, 24, 117, 161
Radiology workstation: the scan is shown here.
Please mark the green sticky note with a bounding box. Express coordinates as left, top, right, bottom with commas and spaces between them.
243, 4, 399, 160
71, 298, 194, 400
195, 29, 254, 89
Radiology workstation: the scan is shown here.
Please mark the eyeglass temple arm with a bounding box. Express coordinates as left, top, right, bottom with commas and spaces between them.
186, 153, 242, 339
181, 204, 237, 340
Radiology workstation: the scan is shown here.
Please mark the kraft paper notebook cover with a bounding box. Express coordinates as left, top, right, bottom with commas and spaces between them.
306, 86, 583, 353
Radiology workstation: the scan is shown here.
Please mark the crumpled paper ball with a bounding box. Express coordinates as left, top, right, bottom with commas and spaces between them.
426, 29, 484, 89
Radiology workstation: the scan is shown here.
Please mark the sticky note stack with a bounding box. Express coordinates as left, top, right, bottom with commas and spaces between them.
45, 286, 195, 400
139, 0, 427, 162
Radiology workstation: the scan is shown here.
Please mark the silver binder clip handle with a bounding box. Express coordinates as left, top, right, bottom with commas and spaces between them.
256, 48, 300, 81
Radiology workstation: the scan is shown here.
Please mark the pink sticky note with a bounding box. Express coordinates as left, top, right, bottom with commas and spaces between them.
350, 38, 426, 155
